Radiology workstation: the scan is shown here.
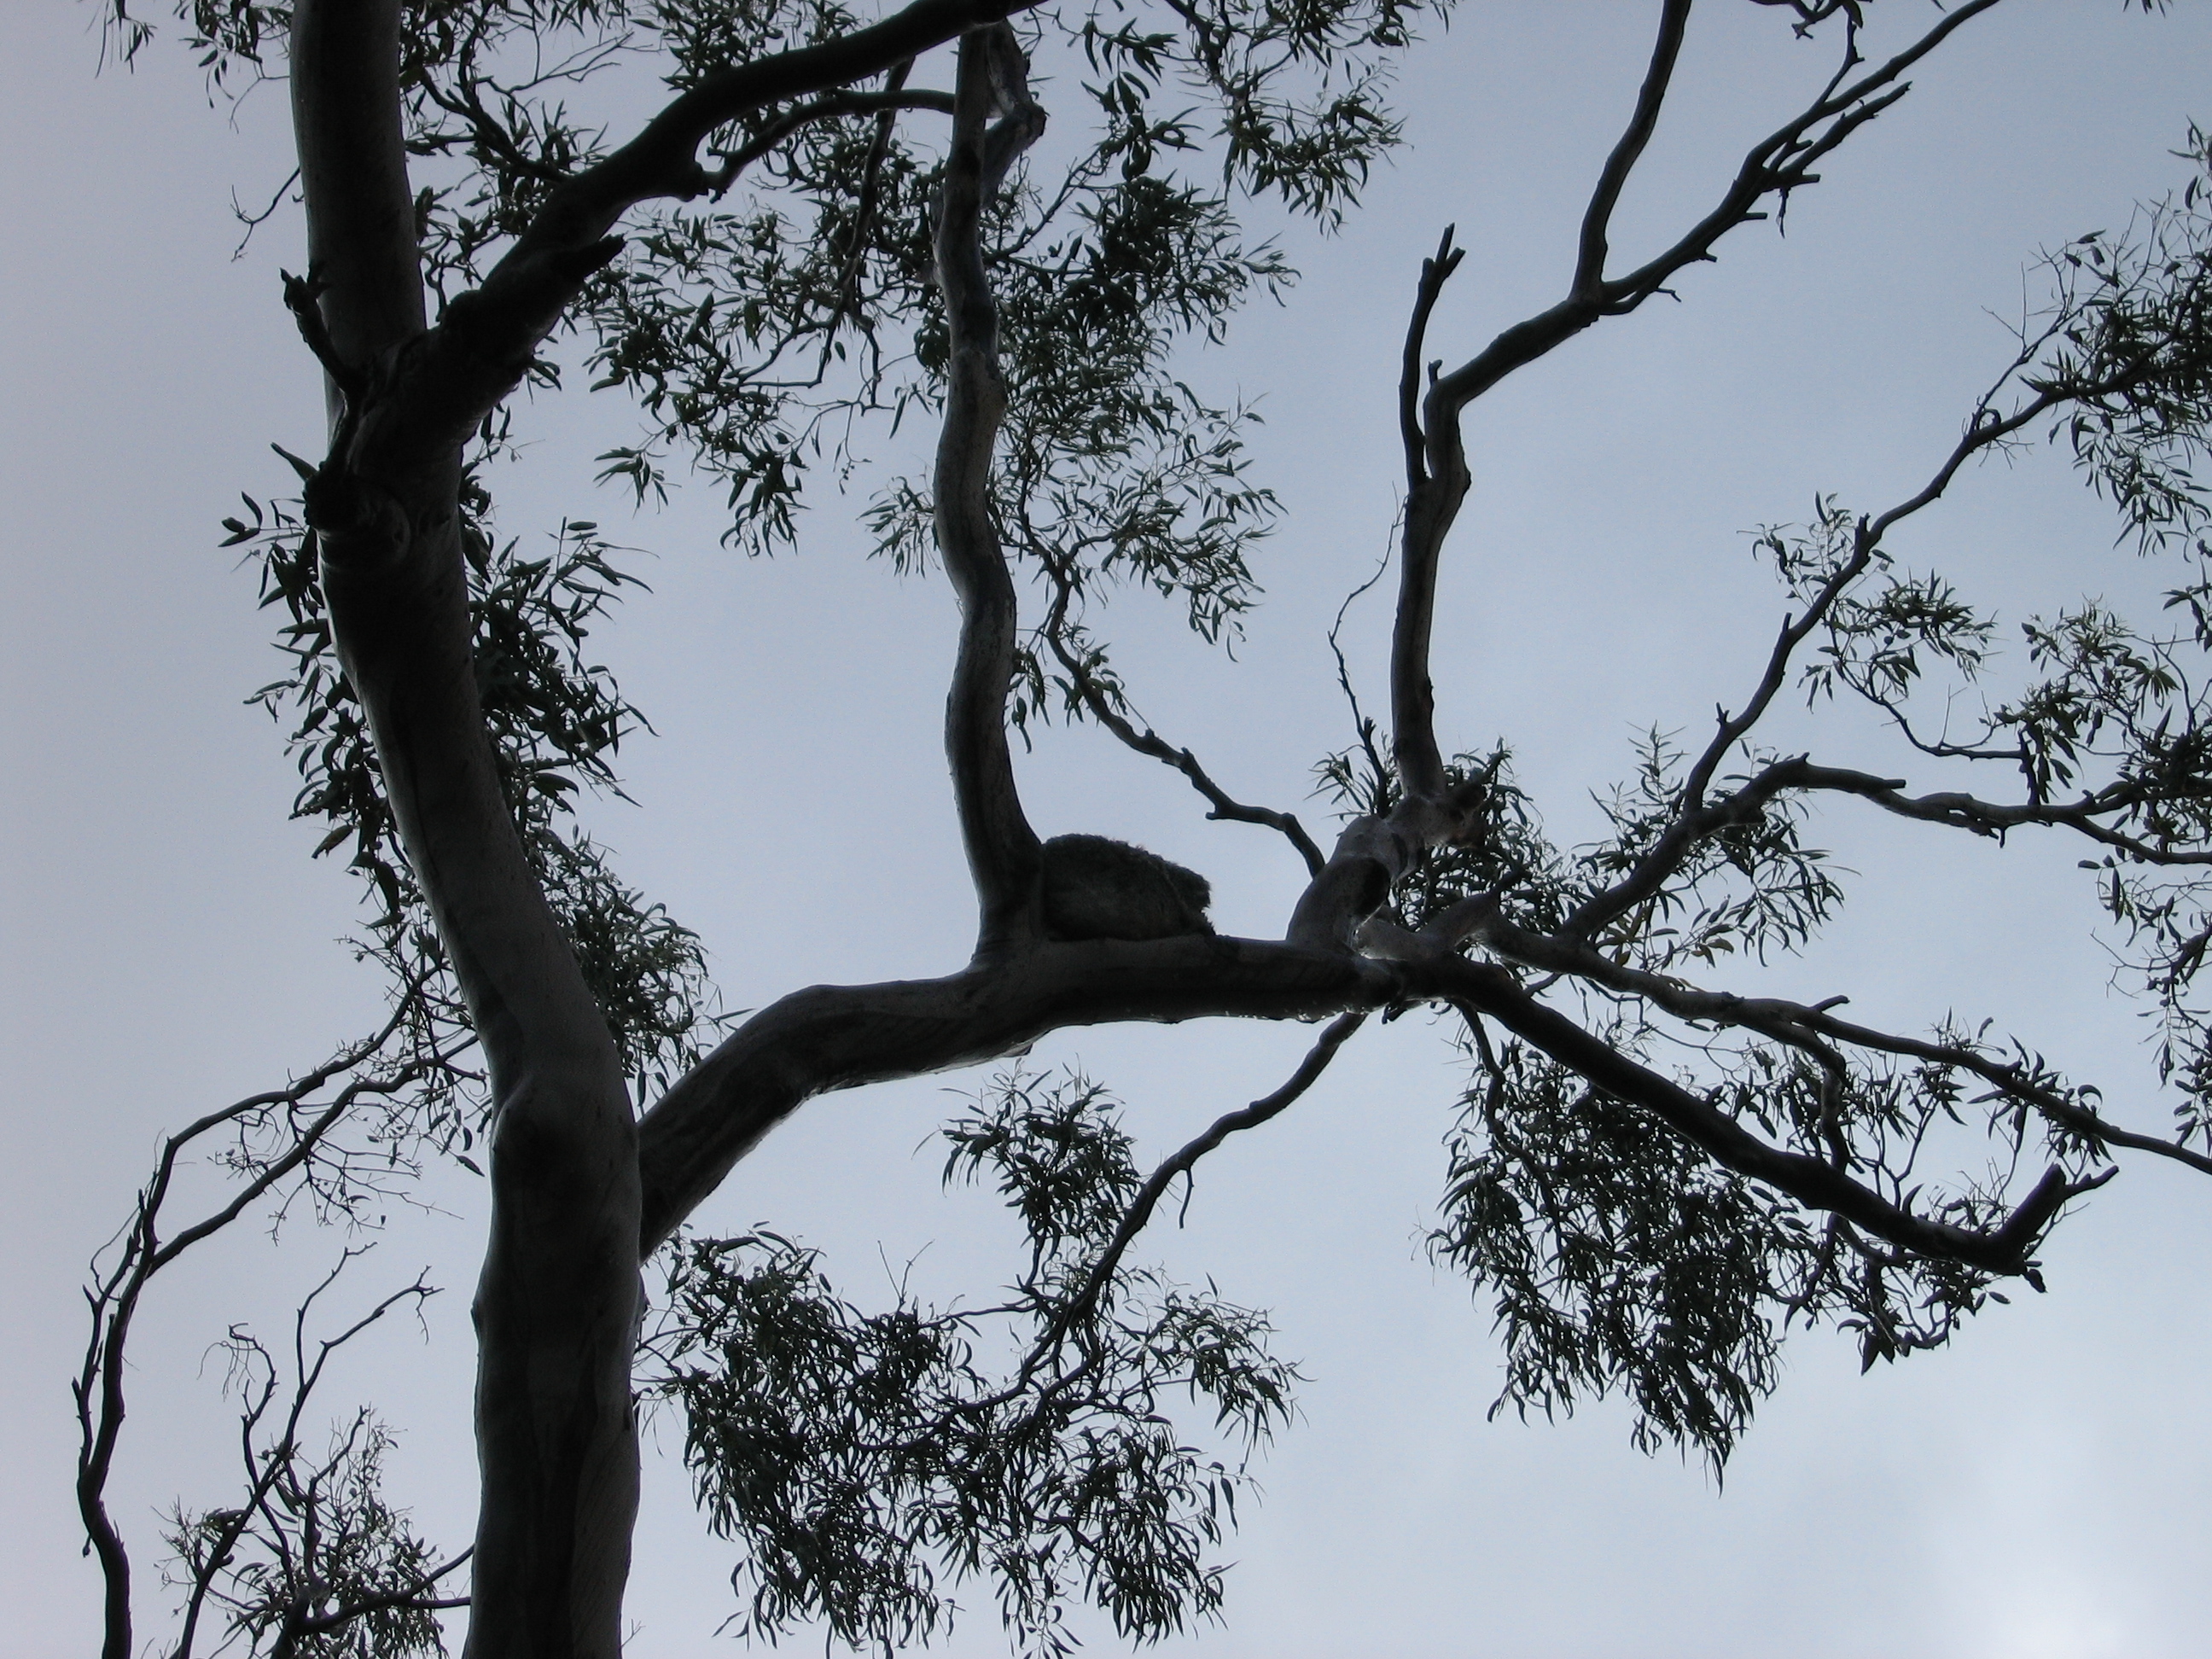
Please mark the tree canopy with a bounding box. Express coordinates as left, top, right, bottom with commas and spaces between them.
11, 0, 2212, 1654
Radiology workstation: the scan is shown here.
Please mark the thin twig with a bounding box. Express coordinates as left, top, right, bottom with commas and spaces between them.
956, 1011, 1369, 1421
1062, 1010, 1370, 1331
1041, 577, 1324, 873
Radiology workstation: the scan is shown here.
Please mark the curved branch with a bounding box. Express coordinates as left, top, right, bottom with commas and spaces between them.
935, 25, 1049, 952
1564, 364, 2138, 946
1391, 230, 1470, 800
1285, 803, 1441, 951
471, 0, 1034, 341
1364, 0, 2010, 929
1573, 0, 1695, 302
76, 998, 443, 1659
635, 936, 1397, 1250
174, 1269, 441, 1659
1776, 762, 2212, 866
1056, 1010, 1367, 1337
1041, 587, 1325, 873
1464, 905, 2212, 1183
1674, 538, 1872, 821
1686, 358, 2093, 822
1420, 957, 2110, 1277
1563, 749, 1862, 946
1398, 226, 1464, 492
319, 0, 1039, 490
1428, 0, 2005, 416
941, 1010, 1370, 1421
701, 84, 955, 192
418, 71, 571, 185
1804, 1006, 2212, 1179
294, 16, 648, 1647
829, 61, 921, 330
276, 1549, 474, 1650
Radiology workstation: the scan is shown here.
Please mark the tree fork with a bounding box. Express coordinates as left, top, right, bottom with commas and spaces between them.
291, 4, 643, 1651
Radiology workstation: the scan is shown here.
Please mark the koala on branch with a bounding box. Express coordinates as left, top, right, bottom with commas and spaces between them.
1040, 835, 1214, 942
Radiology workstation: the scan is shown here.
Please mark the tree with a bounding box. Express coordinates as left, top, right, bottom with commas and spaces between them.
26, 0, 2212, 1654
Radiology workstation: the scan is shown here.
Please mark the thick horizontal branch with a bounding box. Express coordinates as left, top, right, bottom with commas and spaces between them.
635, 936, 1397, 1250
701, 85, 956, 191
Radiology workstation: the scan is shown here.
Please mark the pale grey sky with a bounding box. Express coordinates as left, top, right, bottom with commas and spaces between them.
7, 3, 2212, 1656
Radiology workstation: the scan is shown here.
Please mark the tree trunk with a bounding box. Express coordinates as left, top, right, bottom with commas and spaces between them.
290, 4, 643, 1650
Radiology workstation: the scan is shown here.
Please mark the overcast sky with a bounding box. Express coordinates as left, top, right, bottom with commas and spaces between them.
7, 3, 2212, 1656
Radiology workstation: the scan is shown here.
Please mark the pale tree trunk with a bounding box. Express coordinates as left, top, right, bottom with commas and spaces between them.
290, 4, 640, 1652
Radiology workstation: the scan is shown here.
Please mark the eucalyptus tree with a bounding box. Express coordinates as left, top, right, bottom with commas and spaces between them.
71, 0, 2212, 1656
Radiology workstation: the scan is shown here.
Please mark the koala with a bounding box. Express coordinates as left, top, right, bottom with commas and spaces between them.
1040, 835, 1214, 942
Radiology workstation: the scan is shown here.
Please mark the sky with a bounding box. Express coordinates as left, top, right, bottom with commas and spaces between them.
5, 3, 2212, 1656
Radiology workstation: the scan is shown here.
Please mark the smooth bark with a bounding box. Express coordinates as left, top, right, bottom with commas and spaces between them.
934, 27, 1048, 953
635, 934, 1396, 1249
293, 4, 643, 1650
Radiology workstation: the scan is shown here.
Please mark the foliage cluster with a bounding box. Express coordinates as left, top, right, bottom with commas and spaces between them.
650, 1071, 1295, 1656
